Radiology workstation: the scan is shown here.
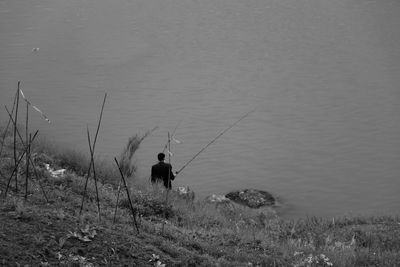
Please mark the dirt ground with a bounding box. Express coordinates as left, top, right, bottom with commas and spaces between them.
0, 196, 216, 267
0, 208, 160, 266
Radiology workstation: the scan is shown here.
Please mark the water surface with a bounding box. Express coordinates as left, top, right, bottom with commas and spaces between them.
1, 0, 400, 218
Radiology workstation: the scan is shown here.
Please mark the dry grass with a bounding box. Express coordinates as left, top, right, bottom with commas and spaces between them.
117, 127, 157, 178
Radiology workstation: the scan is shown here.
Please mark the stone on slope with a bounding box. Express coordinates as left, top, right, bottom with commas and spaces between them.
225, 189, 275, 208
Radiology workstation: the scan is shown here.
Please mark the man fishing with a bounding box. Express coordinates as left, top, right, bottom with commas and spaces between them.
151, 152, 176, 189
151, 109, 255, 189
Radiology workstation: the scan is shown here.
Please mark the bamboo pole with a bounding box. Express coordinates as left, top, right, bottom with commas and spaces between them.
4, 130, 38, 197
4, 130, 48, 202
25, 101, 29, 200
5, 148, 28, 197
13, 82, 20, 192
162, 132, 172, 235
114, 157, 139, 234
79, 93, 107, 215
5, 106, 48, 201
0, 87, 18, 158
86, 126, 101, 221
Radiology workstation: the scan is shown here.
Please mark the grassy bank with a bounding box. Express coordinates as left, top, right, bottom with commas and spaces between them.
1, 125, 400, 266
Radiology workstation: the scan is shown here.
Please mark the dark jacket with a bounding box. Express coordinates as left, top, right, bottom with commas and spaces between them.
151, 161, 175, 189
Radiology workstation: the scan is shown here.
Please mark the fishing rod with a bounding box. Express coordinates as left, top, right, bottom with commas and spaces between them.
175, 108, 256, 176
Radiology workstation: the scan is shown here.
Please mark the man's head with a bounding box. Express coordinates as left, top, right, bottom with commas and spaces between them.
157, 152, 165, 161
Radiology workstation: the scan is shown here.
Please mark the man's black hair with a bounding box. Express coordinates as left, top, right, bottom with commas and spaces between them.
157, 153, 165, 161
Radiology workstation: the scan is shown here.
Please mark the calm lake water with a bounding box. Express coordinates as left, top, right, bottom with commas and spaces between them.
1, 0, 399, 218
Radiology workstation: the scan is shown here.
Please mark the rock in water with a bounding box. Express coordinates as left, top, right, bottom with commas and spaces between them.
225, 189, 275, 208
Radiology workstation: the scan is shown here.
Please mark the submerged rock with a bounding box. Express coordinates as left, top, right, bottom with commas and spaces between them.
225, 189, 275, 208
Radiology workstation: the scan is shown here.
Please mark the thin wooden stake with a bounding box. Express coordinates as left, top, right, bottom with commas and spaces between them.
5, 149, 28, 197
0, 87, 18, 158
114, 157, 139, 234
79, 93, 107, 215
4, 130, 38, 197
25, 133, 31, 200
162, 132, 172, 235
13, 82, 20, 192
25, 101, 29, 200
5, 106, 48, 202
86, 126, 101, 221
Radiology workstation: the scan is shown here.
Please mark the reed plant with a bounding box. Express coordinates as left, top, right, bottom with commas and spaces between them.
117, 127, 157, 178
